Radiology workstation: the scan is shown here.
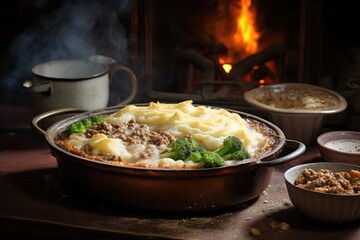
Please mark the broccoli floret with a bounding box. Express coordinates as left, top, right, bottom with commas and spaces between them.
67, 121, 86, 134
81, 118, 93, 128
185, 147, 225, 167
214, 136, 243, 157
223, 147, 250, 160
185, 151, 203, 163
91, 115, 104, 123
201, 151, 225, 167
160, 138, 199, 160
67, 115, 104, 134
184, 146, 207, 163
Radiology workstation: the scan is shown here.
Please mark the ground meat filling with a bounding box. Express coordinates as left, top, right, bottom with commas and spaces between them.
55, 119, 176, 164
295, 168, 360, 195
85, 119, 176, 146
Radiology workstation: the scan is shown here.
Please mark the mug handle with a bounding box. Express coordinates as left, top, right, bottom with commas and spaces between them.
110, 65, 138, 106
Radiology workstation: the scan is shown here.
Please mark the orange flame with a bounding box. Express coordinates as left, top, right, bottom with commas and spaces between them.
233, 0, 260, 56
219, 0, 260, 69
215, 0, 276, 87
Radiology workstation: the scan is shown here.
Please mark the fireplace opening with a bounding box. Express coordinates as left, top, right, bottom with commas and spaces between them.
133, 0, 301, 106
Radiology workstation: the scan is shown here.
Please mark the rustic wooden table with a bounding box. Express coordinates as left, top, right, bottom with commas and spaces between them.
0, 106, 359, 240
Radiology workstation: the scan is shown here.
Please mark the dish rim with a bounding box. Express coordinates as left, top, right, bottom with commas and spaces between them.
317, 131, 360, 156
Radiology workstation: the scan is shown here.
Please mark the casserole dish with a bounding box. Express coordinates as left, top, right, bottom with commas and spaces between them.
32, 103, 305, 212
244, 83, 347, 145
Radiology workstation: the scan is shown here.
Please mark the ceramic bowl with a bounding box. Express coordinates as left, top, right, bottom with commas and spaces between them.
317, 131, 360, 165
244, 83, 347, 145
284, 162, 360, 223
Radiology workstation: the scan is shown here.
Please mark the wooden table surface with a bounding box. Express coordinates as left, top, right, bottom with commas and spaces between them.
0, 106, 359, 240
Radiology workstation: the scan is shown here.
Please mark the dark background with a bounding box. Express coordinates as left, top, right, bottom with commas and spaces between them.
0, 0, 133, 107
1, 0, 359, 107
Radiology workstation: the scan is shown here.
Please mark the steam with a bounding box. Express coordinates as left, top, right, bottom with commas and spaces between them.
2, 0, 131, 105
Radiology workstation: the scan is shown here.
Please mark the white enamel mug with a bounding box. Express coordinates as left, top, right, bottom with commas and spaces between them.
23, 59, 137, 112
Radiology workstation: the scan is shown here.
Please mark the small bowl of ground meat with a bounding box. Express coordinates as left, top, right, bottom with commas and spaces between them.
284, 162, 360, 223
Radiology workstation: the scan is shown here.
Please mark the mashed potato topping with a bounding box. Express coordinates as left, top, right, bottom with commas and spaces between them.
56, 101, 272, 169
108, 100, 265, 155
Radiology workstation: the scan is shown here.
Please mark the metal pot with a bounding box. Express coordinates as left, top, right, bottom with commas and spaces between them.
32, 105, 306, 212
22, 59, 137, 113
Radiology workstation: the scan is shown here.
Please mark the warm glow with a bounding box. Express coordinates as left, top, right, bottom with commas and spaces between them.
233, 0, 260, 55
217, 0, 260, 69
222, 64, 232, 73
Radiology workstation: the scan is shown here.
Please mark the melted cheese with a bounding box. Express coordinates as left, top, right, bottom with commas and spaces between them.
87, 133, 128, 157
68, 133, 163, 166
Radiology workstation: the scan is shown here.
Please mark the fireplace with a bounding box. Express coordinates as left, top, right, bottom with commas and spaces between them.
132, 0, 317, 105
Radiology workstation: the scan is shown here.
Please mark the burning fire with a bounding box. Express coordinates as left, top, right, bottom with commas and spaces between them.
220, 0, 260, 74
222, 63, 232, 74
234, 0, 260, 55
